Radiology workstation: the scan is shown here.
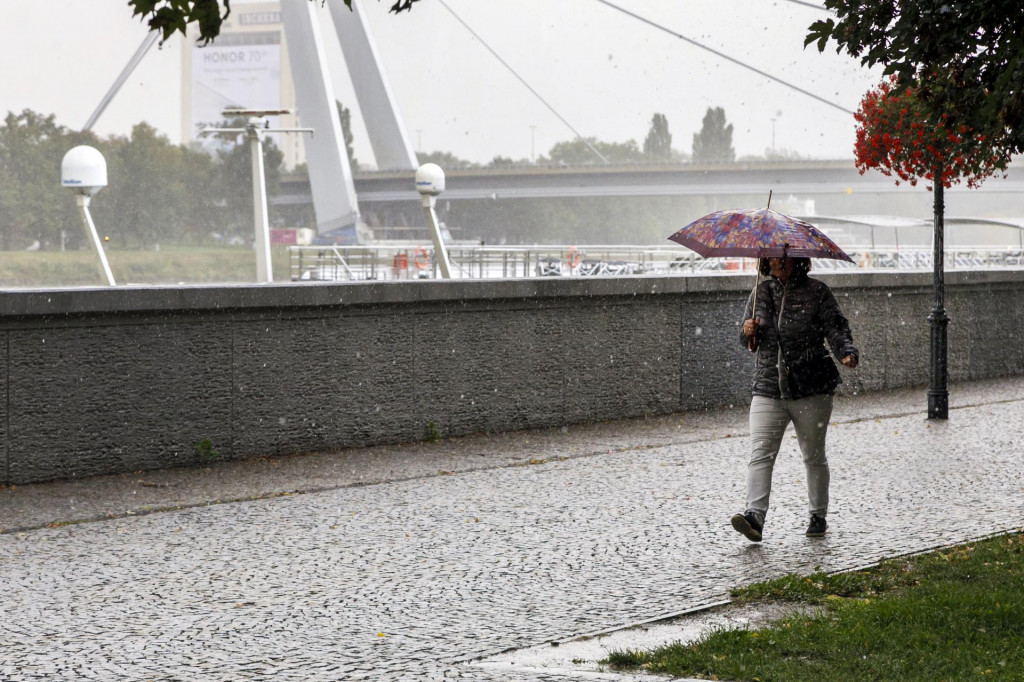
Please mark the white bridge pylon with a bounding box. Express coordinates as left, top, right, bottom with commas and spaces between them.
280, 0, 418, 235
87, 0, 418, 237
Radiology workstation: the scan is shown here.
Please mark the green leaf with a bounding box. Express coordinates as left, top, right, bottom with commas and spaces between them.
804, 18, 836, 52
129, 0, 160, 19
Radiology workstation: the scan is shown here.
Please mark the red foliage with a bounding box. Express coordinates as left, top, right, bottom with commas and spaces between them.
854, 77, 1012, 190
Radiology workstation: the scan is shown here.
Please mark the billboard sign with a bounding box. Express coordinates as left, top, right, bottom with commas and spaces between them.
191, 33, 282, 144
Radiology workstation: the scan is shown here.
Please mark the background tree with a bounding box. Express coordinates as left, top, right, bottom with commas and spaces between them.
692, 107, 735, 164
178, 141, 223, 242
738, 148, 806, 163
642, 113, 672, 162
95, 123, 219, 248
546, 137, 645, 166
212, 117, 286, 235
807, 0, 1024, 154
0, 109, 291, 251
486, 155, 531, 168
129, 0, 420, 44
0, 110, 87, 250
416, 150, 477, 169
336, 101, 359, 170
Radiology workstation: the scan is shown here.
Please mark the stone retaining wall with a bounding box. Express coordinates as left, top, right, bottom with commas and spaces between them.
2, 270, 1022, 484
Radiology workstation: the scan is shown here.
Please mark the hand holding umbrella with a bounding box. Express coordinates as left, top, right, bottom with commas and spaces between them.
743, 317, 761, 352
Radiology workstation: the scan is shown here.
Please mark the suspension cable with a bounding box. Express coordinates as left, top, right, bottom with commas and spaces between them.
435, 0, 610, 164
592, 0, 853, 115
782, 0, 829, 10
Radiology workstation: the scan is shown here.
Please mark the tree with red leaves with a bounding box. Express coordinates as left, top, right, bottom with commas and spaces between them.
853, 75, 1014, 420
808, 1, 1024, 155
853, 76, 1013, 191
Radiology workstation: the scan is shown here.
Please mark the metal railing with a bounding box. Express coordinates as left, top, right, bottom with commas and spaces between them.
289, 244, 1024, 282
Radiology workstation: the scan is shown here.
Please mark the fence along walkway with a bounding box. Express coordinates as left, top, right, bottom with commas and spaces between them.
289, 244, 1024, 281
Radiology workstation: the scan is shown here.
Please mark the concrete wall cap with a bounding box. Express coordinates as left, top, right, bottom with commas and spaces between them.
2, 270, 1022, 318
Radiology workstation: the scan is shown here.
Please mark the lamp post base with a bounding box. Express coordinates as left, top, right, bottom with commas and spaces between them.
927, 389, 948, 421
927, 307, 949, 420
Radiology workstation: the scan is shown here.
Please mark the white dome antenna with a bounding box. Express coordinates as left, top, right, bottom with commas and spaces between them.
415, 164, 452, 279
415, 163, 445, 197
61, 145, 108, 197
61, 146, 115, 286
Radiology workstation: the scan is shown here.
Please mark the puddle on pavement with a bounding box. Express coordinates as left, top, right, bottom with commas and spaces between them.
466, 601, 816, 679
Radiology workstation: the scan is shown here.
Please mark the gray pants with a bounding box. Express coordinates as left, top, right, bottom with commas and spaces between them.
746, 393, 833, 524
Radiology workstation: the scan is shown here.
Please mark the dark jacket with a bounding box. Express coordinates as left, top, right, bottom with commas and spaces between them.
740, 271, 858, 400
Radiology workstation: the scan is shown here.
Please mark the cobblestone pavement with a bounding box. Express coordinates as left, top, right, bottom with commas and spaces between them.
2, 378, 1023, 680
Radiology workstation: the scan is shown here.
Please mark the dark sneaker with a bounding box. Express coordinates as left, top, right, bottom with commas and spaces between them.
730, 512, 763, 542
806, 514, 827, 537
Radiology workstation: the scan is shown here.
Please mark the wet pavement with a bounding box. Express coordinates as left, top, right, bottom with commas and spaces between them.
2, 376, 1023, 680
474, 600, 815, 679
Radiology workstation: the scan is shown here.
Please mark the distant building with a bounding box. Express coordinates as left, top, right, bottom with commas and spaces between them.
180, 1, 305, 169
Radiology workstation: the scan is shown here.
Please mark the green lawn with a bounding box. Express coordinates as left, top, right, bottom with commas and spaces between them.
0, 246, 293, 287
605, 531, 1024, 681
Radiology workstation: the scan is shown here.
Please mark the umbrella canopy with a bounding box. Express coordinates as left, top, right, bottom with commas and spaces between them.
668, 208, 854, 262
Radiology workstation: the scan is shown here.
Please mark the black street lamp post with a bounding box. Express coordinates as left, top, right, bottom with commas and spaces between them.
927, 162, 949, 419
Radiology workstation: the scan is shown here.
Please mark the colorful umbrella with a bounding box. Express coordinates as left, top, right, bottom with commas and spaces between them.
667, 208, 854, 263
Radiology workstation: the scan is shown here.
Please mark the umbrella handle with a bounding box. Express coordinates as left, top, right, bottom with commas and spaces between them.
747, 268, 760, 352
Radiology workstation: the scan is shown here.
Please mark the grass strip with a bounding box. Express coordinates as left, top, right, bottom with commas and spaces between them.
605, 530, 1024, 681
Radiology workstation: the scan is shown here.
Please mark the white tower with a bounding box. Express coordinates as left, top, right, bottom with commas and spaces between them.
279, 0, 418, 235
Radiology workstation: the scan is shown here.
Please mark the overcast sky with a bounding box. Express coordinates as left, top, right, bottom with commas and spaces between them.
1, 0, 884, 167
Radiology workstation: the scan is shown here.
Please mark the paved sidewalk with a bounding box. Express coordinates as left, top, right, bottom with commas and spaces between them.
2, 376, 1023, 680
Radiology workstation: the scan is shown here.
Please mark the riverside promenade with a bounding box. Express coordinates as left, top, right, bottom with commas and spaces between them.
2, 376, 1022, 680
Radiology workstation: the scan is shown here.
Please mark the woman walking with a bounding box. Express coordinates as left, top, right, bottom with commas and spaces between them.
732, 255, 858, 542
